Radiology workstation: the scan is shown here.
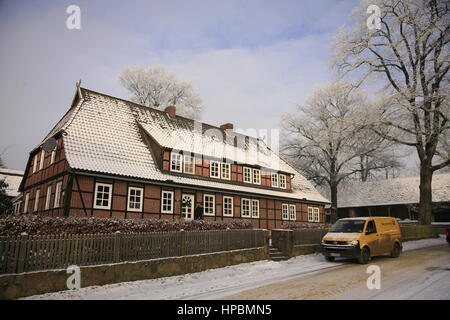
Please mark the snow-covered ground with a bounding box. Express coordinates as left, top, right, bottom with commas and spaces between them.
24, 237, 447, 300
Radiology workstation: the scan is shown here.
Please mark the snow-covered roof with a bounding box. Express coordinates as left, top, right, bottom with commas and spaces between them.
39, 87, 329, 203
338, 173, 450, 208
0, 169, 24, 197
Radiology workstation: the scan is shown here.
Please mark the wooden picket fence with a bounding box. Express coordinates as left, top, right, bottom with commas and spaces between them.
293, 229, 329, 245
0, 229, 265, 275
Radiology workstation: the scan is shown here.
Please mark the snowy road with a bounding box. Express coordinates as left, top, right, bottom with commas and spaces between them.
24, 237, 449, 300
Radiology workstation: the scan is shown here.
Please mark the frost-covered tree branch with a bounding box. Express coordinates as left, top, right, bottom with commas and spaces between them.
119, 65, 203, 119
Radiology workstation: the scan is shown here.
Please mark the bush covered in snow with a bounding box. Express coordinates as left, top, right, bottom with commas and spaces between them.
0, 215, 253, 236
281, 221, 331, 230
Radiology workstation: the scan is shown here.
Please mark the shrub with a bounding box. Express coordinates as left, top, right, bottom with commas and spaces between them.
0, 214, 253, 236
281, 221, 331, 230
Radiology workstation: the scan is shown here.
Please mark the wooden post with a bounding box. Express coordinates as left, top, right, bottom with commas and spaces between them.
180, 229, 186, 256
113, 231, 122, 263
16, 234, 29, 273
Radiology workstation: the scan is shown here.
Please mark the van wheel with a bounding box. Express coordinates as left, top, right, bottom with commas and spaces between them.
325, 256, 335, 262
391, 243, 401, 258
358, 247, 370, 264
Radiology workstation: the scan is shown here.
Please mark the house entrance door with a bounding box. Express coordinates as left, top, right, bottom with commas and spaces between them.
181, 194, 194, 220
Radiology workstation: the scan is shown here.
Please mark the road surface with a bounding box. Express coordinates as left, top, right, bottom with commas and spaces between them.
224, 244, 450, 300
24, 238, 449, 300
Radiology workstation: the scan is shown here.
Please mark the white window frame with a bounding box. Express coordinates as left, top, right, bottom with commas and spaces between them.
314, 207, 320, 222
308, 207, 315, 222
252, 169, 261, 185
161, 191, 174, 213
93, 182, 112, 210
210, 161, 220, 179
279, 174, 287, 189
51, 149, 56, 164
282, 204, 289, 220
289, 204, 296, 221
221, 163, 231, 180
271, 173, 279, 188
24, 193, 30, 213
127, 187, 144, 212
33, 189, 40, 212
243, 167, 252, 183
241, 198, 251, 218
223, 196, 233, 217
54, 181, 63, 208
45, 185, 52, 210
183, 154, 195, 174
203, 194, 215, 216
33, 155, 38, 173
39, 151, 45, 171
170, 153, 182, 173
251, 199, 260, 218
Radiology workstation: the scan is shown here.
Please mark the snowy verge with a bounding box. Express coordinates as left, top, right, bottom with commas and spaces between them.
23, 237, 447, 300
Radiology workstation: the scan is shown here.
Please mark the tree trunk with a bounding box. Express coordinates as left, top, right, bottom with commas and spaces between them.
418, 163, 433, 225
330, 183, 338, 223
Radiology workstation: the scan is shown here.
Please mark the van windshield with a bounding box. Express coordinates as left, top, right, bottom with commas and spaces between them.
330, 220, 366, 233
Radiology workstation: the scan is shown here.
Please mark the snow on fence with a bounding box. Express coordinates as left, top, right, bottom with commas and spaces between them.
0, 229, 265, 274
293, 229, 329, 245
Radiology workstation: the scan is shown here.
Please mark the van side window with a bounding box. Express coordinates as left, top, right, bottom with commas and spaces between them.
366, 220, 377, 234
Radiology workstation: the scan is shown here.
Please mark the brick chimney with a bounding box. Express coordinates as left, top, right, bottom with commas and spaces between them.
220, 123, 234, 130
165, 106, 176, 117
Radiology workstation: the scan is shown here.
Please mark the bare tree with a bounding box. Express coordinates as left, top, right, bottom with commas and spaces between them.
119, 65, 203, 119
282, 81, 396, 222
333, 0, 449, 224
0, 156, 12, 215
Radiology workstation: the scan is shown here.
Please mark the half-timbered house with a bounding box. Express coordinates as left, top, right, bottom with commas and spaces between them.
18, 86, 329, 229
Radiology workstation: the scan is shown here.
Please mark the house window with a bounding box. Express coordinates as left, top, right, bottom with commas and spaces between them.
183, 155, 195, 174
203, 194, 215, 216
271, 173, 279, 187
161, 191, 174, 213
221, 163, 231, 180
33, 155, 38, 173
93, 182, 112, 209
252, 169, 261, 185
45, 185, 52, 210
308, 207, 319, 222
251, 199, 260, 218
51, 149, 56, 164
24, 193, 30, 213
170, 153, 182, 172
127, 187, 143, 212
243, 167, 252, 183
33, 189, 40, 212
241, 198, 251, 218
289, 204, 296, 221
210, 161, 220, 178
54, 181, 63, 208
39, 151, 45, 170
223, 196, 233, 217
14, 201, 21, 215
282, 204, 289, 220
279, 174, 287, 189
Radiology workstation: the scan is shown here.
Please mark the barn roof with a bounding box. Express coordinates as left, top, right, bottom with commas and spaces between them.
37, 87, 329, 203
337, 173, 450, 208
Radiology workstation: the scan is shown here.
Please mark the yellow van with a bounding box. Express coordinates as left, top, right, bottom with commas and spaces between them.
321, 217, 402, 264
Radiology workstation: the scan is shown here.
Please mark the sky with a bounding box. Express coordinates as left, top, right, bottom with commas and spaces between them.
0, 0, 363, 170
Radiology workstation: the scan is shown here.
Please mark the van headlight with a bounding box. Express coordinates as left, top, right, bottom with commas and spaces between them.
346, 240, 359, 246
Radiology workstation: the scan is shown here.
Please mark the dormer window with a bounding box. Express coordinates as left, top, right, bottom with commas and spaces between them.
210, 161, 220, 178
279, 174, 287, 189
221, 163, 231, 180
252, 169, 261, 185
271, 173, 279, 187
170, 152, 182, 173
243, 167, 252, 183
183, 155, 195, 174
